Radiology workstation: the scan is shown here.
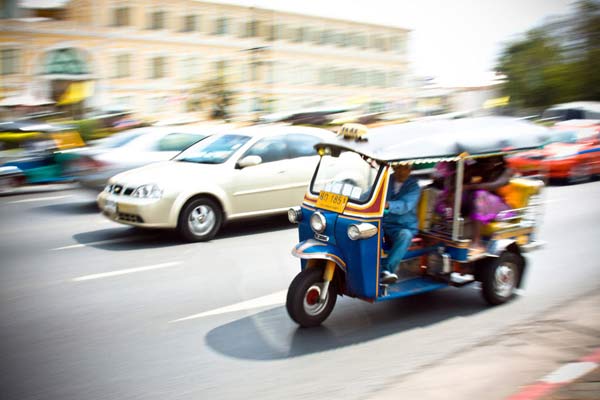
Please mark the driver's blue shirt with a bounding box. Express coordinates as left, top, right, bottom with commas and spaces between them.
382, 176, 420, 233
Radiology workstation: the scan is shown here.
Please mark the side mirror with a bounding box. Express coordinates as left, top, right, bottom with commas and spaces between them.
237, 155, 262, 169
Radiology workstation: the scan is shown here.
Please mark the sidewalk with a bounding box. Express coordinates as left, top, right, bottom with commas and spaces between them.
370, 289, 600, 400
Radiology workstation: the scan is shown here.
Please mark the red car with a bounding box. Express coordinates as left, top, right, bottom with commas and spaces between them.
508, 120, 600, 183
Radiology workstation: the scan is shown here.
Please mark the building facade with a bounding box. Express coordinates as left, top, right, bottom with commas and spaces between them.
1, 0, 411, 119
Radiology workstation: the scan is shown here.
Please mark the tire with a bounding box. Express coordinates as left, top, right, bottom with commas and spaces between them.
177, 197, 223, 242
567, 163, 591, 184
481, 252, 522, 305
286, 266, 337, 328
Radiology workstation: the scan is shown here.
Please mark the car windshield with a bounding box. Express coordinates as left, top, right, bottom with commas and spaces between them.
311, 152, 381, 203
175, 134, 251, 164
96, 129, 147, 148
547, 128, 597, 145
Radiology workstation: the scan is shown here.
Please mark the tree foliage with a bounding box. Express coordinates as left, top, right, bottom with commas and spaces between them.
187, 77, 233, 119
496, 0, 600, 109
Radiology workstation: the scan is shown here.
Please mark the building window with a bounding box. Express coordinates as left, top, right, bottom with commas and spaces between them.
292, 27, 306, 43
245, 19, 260, 37
43, 48, 89, 75
113, 54, 131, 78
214, 17, 229, 35
180, 57, 198, 81
150, 56, 167, 79
182, 15, 199, 32
354, 34, 367, 49
112, 7, 130, 27
148, 11, 167, 30
1, 48, 19, 75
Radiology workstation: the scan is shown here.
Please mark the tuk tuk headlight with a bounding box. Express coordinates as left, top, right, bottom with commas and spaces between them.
310, 212, 327, 233
348, 223, 378, 240
288, 207, 302, 223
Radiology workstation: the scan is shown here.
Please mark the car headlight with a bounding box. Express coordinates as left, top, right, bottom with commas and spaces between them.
131, 184, 163, 199
310, 212, 326, 233
103, 184, 112, 193
288, 207, 302, 223
347, 223, 378, 240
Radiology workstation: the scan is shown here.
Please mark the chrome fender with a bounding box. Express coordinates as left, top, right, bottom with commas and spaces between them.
291, 239, 347, 272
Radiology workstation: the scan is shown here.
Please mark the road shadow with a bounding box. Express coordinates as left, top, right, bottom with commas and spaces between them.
35, 200, 100, 215
205, 287, 494, 361
71, 214, 295, 251
71, 227, 185, 250
218, 214, 294, 239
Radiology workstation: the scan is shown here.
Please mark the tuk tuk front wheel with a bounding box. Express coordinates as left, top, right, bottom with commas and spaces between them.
286, 266, 337, 328
481, 252, 522, 305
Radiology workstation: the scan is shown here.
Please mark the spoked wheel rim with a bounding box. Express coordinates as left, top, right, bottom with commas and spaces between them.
188, 205, 216, 236
494, 263, 516, 298
303, 284, 328, 316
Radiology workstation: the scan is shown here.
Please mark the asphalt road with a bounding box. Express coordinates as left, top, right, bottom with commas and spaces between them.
1, 181, 599, 400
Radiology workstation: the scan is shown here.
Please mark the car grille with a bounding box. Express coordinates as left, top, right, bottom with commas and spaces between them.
106, 183, 135, 196
117, 213, 144, 223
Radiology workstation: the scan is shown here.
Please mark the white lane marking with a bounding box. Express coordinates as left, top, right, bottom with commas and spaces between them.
72, 261, 182, 282
169, 290, 287, 323
542, 362, 597, 384
6, 195, 72, 204
51, 235, 155, 251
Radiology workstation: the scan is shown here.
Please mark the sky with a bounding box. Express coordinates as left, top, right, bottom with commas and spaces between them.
216, 0, 576, 87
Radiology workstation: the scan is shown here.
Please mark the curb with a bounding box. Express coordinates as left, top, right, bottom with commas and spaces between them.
506, 348, 600, 400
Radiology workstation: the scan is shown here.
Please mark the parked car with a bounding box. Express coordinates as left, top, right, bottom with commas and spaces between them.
67, 123, 231, 192
97, 124, 335, 241
507, 119, 600, 183
541, 101, 600, 122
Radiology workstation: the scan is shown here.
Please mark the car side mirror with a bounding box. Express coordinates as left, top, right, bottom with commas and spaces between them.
237, 155, 262, 169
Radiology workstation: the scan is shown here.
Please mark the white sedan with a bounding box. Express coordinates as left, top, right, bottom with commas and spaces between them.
68, 123, 232, 192
97, 124, 334, 241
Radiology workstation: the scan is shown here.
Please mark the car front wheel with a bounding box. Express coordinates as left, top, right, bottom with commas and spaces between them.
177, 197, 223, 242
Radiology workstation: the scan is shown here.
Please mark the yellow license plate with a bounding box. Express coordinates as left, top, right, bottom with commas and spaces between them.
316, 191, 348, 213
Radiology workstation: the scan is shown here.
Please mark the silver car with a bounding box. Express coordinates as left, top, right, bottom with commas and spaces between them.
97, 124, 335, 241
68, 123, 231, 192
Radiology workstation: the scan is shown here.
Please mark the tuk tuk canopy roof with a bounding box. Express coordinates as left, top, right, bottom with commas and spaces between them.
317, 117, 551, 163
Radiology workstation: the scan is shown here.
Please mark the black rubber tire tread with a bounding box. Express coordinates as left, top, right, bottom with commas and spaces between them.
481, 252, 522, 306
177, 197, 223, 242
286, 266, 337, 328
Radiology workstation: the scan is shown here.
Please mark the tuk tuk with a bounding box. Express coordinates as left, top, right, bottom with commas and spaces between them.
0, 121, 85, 185
286, 117, 549, 327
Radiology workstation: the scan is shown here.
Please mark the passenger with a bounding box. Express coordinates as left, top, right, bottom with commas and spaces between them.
381, 164, 421, 284
463, 156, 514, 252
433, 156, 514, 252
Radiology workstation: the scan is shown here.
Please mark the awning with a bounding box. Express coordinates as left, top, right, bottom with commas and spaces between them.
483, 96, 510, 109
57, 81, 94, 105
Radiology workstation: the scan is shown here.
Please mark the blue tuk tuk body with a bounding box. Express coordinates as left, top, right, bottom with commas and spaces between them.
286, 117, 549, 327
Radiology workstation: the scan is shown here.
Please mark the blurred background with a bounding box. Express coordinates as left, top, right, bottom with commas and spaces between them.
1, 0, 598, 188
1, 2, 599, 400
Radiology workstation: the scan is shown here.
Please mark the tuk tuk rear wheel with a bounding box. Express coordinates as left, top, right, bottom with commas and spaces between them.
481, 252, 521, 305
286, 266, 337, 328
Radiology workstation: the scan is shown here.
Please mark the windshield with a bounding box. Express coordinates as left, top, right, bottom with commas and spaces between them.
96, 129, 147, 148
175, 134, 251, 164
546, 128, 597, 145
311, 152, 381, 203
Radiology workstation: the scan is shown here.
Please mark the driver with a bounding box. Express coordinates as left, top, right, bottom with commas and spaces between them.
381, 164, 421, 284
